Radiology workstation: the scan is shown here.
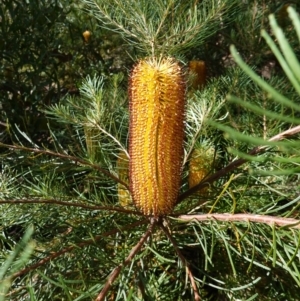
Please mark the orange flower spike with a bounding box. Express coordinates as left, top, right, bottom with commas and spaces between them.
129, 57, 186, 216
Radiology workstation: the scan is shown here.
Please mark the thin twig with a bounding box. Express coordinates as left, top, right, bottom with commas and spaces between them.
178, 125, 300, 202
95, 123, 129, 158
176, 214, 300, 229
0, 199, 142, 215
160, 222, 201, 301
7, 220, 147, 281
95, 219, 157, 301
0, 143, 129, 189
0, 121, 8, 127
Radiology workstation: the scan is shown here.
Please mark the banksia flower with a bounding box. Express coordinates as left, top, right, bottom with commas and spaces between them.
188, 60, 206, 90
129, 57, 185, 216
116, 151, 131, 207
189, 146, 216, 195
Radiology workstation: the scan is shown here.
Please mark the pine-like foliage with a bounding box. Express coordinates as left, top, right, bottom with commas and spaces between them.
1, 1, 300, 300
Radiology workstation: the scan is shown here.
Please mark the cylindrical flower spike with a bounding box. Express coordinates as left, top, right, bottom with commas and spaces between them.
129, 57, 185, 216
189, 146, 216, 195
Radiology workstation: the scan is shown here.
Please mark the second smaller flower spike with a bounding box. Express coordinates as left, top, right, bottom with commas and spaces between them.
129, 57, 186, 216
189, 146, 217, 195
188, 60, 206, 90
116, 151, 131, 207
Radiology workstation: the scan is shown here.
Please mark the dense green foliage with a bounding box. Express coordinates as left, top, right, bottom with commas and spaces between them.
1, 1, 300, 300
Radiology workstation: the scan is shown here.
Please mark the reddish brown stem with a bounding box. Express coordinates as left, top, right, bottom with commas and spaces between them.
0, 121, 8, 127
8, 220, 147, 281
176, 213, 300, 229
0, 199, 141, 215
160, 222, 201, 301
95, 219, 156, 301
0, 143, 129, 189
178, 125, 300, 202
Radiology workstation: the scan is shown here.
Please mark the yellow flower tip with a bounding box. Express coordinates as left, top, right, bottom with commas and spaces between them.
129, 57, 186, 216
82, 30, 91, 43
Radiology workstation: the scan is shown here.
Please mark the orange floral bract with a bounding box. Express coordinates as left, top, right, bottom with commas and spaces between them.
129, 57, 185, 216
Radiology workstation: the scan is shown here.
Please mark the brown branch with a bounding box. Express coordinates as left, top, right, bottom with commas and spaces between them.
95, 219, 157, 301
268, 125, 300, 142
0, 199, 142, 215
178, 125, 300, 202
160, 222, 201, 301
0, 121, 8, 127
176, 213, 300, 229
0, 143, 129, 189
7, 220, 147, 281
